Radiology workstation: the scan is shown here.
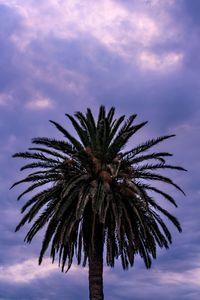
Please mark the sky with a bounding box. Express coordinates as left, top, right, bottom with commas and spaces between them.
0, 0, 200, 299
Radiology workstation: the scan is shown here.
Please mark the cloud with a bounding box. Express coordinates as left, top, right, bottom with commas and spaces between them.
103, 263, 200, 300
5, 0, 159, 48
0, 93, 13, 106
2, 0, 183, 70
0, 0, 187, 119
158, 268, 200, 286
0, 257, 88, 285
0, 258, 58, 283
139, 51, 183, 71
106, 265, 200, 287
26, 97, 53, 110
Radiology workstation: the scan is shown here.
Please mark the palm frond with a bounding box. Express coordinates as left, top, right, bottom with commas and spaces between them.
32, 137, 75, 155
123, 135, 175, 159
12, 106, 185, 274
66, 114, 90, 147
135, 171, 186, 195
50, 120, 83, 151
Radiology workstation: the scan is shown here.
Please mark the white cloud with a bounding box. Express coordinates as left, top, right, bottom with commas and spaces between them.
2, 0, 182, 69
0, 258, 58, 283
7, 0, 160, 51
0, 258, 86, 284
32, 65, 89, 96
26, 97, 53, 110
0, 93, 13, 106
158, 268, 200, 286
104, 266, 200, 288
139, 51, 183, 71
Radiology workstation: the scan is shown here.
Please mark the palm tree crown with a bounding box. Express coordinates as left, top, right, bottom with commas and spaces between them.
12, 106, 185, 295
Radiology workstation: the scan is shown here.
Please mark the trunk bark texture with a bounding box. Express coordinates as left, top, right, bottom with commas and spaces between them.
88, 220, 104, 300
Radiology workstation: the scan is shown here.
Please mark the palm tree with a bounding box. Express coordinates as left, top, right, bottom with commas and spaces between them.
11, 106, 186, 300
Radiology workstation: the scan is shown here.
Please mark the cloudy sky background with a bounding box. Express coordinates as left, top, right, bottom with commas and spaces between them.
0, 0, 200, 299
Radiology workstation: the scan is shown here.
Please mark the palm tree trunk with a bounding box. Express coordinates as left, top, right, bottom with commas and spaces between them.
88, 219, 104, 300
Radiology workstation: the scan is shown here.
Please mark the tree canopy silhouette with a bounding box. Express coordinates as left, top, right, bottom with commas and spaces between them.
11, 106, 186, 300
